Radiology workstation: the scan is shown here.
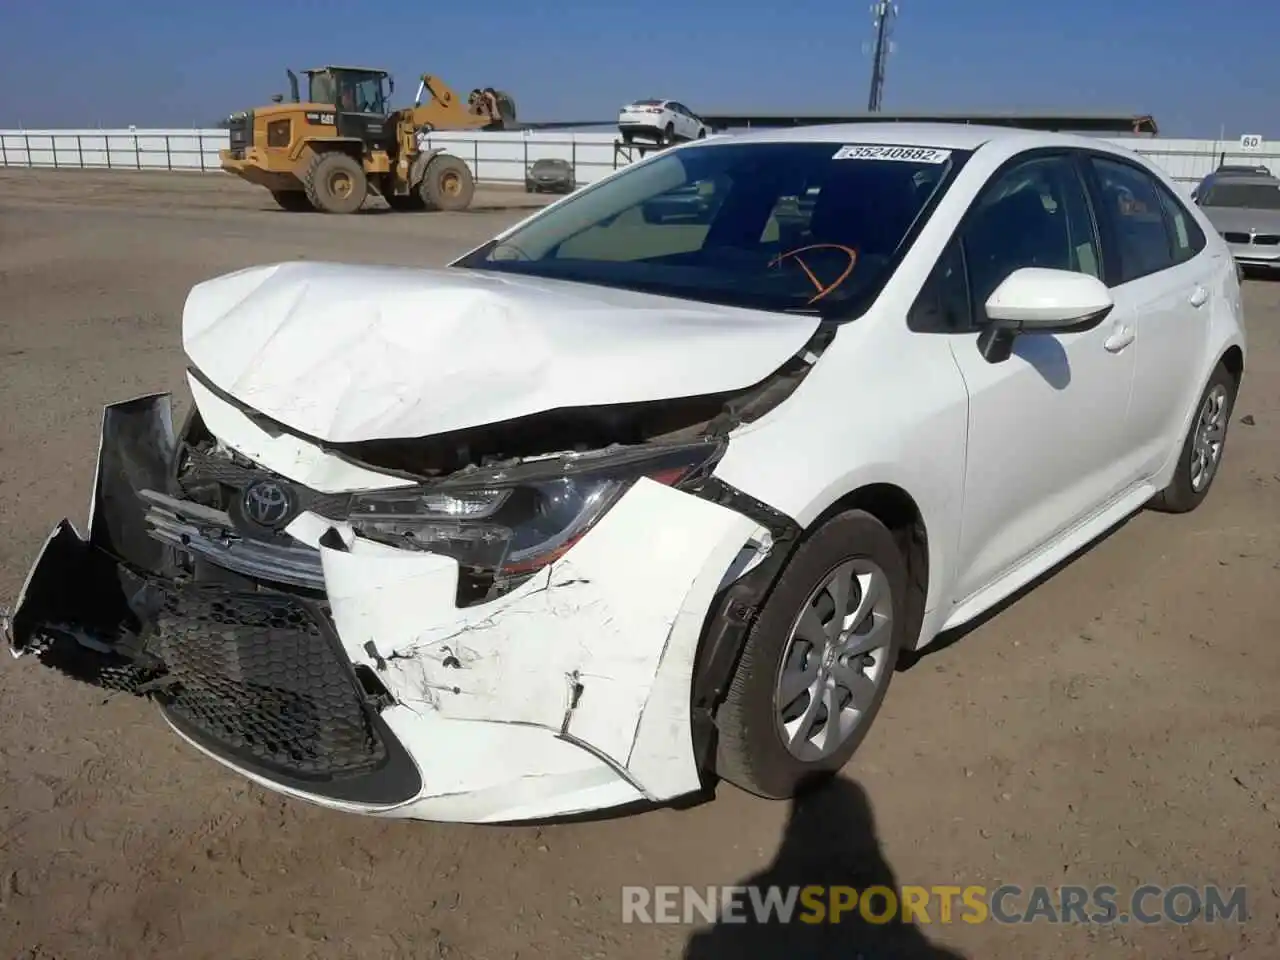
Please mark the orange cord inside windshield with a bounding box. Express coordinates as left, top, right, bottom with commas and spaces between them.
769, 243, 859, 305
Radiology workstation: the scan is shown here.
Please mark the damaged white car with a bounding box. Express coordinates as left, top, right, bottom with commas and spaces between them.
4, 124, 1246, 824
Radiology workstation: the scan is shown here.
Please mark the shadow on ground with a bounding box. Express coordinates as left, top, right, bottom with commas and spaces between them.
683, 776, 967, 960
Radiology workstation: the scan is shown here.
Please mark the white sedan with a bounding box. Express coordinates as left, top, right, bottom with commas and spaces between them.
4, 123, 1246, 824
618, 98, 708, 144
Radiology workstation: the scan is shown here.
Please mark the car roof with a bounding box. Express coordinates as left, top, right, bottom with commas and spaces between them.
1203, 173, 1278, 188
1214, 164, 1272, 176
705, 121, 1116, 153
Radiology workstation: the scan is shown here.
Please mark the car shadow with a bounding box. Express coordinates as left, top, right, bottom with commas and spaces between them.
1012, 332, 1071, 390
899, 511, 1135, 670
682, 775, 967, 960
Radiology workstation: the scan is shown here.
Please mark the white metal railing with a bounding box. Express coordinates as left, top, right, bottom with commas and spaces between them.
2, 128, 1277, 192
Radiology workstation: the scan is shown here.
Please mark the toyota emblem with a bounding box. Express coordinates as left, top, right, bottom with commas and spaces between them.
241, 479, 295, 529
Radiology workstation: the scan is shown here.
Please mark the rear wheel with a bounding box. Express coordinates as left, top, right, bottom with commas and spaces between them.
303, 152, 367, 214
1149, 360, 1238, 513
663, 122, 675, 144
271, 190, 313, 212
420, 155, 475, 212
714, 509, 906, 800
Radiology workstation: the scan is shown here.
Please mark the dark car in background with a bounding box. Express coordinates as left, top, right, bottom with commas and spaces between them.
525, 158, 575, 194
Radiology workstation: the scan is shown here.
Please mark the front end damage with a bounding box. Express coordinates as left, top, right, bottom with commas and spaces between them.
4, 339, 821, 823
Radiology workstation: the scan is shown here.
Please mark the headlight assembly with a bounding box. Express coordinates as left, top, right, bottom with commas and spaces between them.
347, 440, 724, 583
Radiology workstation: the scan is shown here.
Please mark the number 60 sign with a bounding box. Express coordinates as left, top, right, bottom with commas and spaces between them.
1240, 134, 1264, 152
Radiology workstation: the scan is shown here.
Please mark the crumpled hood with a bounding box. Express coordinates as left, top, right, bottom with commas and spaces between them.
182, 261, 820, 443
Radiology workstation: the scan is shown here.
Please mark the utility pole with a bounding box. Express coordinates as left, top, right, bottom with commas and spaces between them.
867, 1, 898, 112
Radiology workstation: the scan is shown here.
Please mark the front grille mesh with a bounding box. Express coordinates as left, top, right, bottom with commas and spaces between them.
150, 587, 386, 779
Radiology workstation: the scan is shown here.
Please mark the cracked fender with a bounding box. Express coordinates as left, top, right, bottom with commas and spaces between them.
320, 475, 760, 804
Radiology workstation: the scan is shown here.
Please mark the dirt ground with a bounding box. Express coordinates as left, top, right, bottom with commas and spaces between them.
0, 168, 1277, 960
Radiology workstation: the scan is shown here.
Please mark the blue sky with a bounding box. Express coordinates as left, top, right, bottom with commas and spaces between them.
1, 0, 1274, 137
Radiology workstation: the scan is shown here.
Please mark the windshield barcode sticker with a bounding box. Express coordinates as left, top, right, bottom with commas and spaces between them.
832, 144, 952, 163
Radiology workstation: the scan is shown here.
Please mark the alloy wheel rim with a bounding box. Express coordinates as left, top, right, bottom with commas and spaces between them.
1190, 384, 1229, 492
773, 558, 894, 762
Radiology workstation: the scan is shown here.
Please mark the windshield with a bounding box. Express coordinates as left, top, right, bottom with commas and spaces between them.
308, 73, 335, 105
1202, 181, 1280, 210
456, 141, 966, 314
310, 71, 386, 113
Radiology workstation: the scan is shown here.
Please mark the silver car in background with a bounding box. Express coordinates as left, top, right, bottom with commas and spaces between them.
1193, 167, 1280, 273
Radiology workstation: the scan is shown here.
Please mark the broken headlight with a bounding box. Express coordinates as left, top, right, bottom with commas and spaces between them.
347, 441, 724, 579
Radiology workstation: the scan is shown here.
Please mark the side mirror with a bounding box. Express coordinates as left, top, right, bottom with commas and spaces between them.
978, 267, 1114, 363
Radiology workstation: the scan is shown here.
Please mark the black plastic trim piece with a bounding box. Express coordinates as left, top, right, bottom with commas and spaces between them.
161, 691, 422, 807
682, 476, 803, 772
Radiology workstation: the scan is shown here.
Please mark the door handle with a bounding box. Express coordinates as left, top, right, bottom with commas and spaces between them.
1189, 285, 1210, 308
1104, 324, 1135, 353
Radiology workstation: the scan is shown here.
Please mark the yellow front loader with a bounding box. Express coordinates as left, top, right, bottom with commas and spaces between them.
218, 66, 516, 213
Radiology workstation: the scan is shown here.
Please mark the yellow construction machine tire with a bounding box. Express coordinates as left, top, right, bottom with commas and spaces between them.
304, 151, 368, 214
420, 155, 475, 212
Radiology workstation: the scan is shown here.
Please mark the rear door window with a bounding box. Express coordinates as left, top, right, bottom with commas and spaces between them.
1153, 182, 1206, 265
1088, 157, 1176, 283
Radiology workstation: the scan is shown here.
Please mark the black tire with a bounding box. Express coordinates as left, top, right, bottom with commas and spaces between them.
419, 155, 475, 212
663, 122, 675, 144
271, 190, 314, 212
622, 131, 634, 145
386, 193, 427, 212
697, 128, 707, 139
303, 151, 367, 214
1148, 360, 1238, 513
714, 509, 907, 800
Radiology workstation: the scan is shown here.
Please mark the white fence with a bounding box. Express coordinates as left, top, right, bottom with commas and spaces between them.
2, 127, 1278, 192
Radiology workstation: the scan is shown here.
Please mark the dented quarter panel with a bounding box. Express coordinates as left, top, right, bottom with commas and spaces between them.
320, 476, 759, 801
181, 261, 821, 443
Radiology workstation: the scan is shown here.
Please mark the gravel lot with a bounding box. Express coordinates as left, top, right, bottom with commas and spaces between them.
1, 168, 1277, 960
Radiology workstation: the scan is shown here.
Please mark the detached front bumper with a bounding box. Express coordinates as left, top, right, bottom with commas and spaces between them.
5, 391, 767, 823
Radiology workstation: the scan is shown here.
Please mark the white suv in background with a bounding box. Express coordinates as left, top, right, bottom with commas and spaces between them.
618, 99, 709, 145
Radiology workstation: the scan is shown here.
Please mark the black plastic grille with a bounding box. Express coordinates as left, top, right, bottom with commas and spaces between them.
149, 587, 387, 780
179, 446, 352, 521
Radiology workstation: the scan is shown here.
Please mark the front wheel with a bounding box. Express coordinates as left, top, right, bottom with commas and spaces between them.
1149, 360, 1239, 513
419, 155, 475, 211
713, 509, 906, 800
303, 152, 367, 214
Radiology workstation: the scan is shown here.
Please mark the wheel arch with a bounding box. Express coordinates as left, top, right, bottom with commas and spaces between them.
807, 482, 930, 657
688, 477, 933, 776
1221, 343, 1244, 385
294, 137, 366, 166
